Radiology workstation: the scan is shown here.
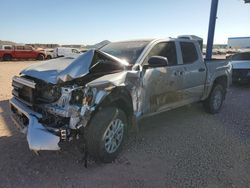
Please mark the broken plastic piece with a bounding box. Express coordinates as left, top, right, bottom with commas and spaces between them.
27, 115, 60, 151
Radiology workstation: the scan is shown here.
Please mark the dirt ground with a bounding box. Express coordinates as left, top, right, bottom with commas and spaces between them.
0, 61, 249, 188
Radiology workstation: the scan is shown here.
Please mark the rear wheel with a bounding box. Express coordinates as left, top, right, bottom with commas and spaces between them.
37, 54, 45, 60
86, 107, 128, 163
203, 84, 225, 114
3, 54, 12, 61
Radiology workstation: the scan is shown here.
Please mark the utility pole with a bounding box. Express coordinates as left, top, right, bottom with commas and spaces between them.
206, 0, 219, 60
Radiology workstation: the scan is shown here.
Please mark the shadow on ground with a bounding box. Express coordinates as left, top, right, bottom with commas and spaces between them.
0, 92, 249, 188
0, 100, 18, 136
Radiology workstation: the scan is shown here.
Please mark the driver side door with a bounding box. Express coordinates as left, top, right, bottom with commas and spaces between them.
141, 42, 185, 115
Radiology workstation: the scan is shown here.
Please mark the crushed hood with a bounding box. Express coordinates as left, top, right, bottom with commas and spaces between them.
21, 50, 128, 84
21, 50, 95, 84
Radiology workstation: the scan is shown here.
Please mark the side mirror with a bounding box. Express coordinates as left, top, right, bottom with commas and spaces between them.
145, 56, 168, 69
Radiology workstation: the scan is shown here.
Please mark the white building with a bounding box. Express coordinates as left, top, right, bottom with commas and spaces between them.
228, 37, 250, 48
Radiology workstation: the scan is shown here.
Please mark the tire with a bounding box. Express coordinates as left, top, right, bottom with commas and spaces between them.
3, 54, 12, 61
86, 107, 128, 163
37, 54, 45, 60
203, 84, 225, 114
46, 55, 52, 60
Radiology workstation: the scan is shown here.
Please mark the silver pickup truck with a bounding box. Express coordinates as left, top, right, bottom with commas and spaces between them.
10, 37, 232, 163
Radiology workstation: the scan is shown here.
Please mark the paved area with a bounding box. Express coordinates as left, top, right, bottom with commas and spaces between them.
0, 61, 249, 188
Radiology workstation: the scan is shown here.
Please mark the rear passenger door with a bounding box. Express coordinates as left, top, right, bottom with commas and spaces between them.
14, 46, 25, 58
23, 46, 35, 58
178, 41, 206, 102
142, 41, 185, 114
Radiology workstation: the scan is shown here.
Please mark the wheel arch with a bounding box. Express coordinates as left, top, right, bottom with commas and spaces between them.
46, 54, 52, 59
37, 53, 45, 59
213, 75, 228, 89
99, 86, 134, 116
38, 53, 45, 56
205, 75, 228, 100
3, 53, 12, 58
202, 74, 230, 101
97, 86, 134, 127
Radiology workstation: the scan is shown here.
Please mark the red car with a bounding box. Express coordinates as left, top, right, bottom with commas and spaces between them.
0, 45, 46, 61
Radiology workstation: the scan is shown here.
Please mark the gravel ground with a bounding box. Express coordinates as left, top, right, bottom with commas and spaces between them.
0, 61, 249, 188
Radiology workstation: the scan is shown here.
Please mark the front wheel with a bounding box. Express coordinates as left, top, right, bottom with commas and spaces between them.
86, 107, 128, 163
203, 84, 225, 114
46, 55, 52, 59
3, 54, 12, 61
37, 54, 45, 60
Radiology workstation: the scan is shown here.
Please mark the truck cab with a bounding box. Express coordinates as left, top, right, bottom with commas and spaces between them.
136, 38, 207, 114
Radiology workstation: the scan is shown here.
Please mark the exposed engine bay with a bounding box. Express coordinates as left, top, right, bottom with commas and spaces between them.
39, 84, 108, 130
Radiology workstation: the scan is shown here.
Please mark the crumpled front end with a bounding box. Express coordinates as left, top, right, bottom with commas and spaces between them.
9, 50, 141, 152
10, 97, 60, 151
9, 81, 112, 151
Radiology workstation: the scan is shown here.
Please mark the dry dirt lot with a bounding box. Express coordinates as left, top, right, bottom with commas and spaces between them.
0, 61, 249, 188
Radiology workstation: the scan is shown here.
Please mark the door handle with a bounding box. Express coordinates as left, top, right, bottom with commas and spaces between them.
198, 68, 206, 72
179, 71, 184, 76
174, 71, 185, 76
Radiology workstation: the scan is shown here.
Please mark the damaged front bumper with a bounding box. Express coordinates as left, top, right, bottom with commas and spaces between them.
9, 97, 60, 151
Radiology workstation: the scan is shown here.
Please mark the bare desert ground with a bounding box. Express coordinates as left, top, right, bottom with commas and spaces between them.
0, 61, 249, 188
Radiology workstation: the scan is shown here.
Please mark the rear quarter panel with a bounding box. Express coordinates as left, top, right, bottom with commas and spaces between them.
202, 59, 232, 100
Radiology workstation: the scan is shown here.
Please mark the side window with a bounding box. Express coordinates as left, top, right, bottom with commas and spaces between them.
4, 46, 12, 50
16, 46, 24, 50
231, 54, 240, 60
144, 42, 177, 66
24, 46, 32, 50
232, 52, 250, 61
180, 42, 198, 64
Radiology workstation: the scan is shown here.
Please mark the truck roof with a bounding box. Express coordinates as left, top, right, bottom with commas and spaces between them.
111, 36, 201, 44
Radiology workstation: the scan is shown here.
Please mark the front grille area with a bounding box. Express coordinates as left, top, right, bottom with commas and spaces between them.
12, 76, 36, 106
10, 104, 29, 129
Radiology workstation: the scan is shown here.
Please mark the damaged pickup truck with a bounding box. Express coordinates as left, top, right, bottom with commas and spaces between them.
10, 37, 232, 163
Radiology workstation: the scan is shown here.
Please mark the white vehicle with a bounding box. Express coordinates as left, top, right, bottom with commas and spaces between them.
44, 49, 55, 59
230, 52, 250, 83
53, 47, 81, 58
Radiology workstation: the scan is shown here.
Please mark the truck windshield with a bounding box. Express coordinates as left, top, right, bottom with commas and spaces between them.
232, 52, 250, 61
100, 41, 151, 64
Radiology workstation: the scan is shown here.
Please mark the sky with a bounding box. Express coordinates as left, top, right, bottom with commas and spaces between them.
0, 0, 249, 45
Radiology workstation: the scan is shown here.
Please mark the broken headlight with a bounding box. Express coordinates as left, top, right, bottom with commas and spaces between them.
37, 85, 61, 103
